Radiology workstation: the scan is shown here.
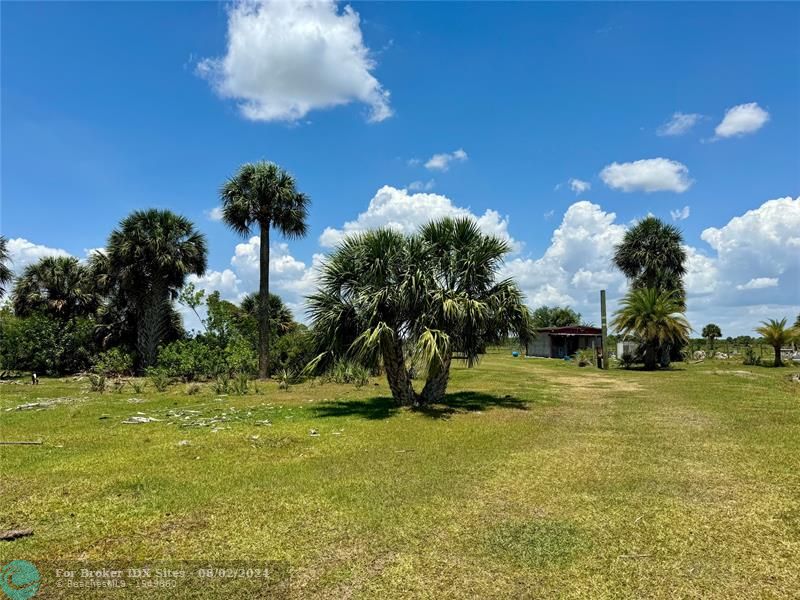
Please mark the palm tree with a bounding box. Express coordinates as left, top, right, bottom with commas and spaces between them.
755, 318, 795, 367
106, 209, 206, 367
240, 292, 296, 338
220, 161, 310, 379
307, 218, 533, 406
613, 217, 687, 301
12, 256, 99, 320
0, 236, 13, 298
612, 288, 690, 370
702, 323, 722, 351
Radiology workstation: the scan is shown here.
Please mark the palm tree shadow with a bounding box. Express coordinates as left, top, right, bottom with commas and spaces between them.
311, 391, 528, 421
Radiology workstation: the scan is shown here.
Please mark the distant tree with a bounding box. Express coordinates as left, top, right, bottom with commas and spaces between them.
612, 288, 690, 371
220, 161, 310, 379
795, 313, 800, 330
755, 318, 795, 367
12, 256, 99, 320
106, 209, 207, 368
0, 236, 12, 298
702, 323, 722, 351
240, 292, 296, 338
613, 217, 687, 302
531, 305, 582, 329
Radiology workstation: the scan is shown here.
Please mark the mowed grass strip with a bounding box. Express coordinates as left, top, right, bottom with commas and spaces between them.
1, 351, 798, 598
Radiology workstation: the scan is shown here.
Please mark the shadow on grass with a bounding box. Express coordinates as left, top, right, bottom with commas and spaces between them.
311, 391, 529, 421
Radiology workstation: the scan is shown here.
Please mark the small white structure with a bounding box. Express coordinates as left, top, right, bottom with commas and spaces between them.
526, 326, 602, 359
617, 340, 639, 359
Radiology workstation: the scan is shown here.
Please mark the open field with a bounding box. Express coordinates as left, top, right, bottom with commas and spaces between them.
2, 352, 799, 598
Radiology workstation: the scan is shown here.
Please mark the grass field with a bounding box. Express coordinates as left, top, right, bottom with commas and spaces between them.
2, 352, 799, 598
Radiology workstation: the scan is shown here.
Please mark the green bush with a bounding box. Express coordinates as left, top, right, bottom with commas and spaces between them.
620, 353, 635, 369
224, 336, 258, 377
574, 348, 596, 367
0, 310, 96, 375
88, 373, 107, 393
271, 328, 314, 379
93, 348, 134, 376
325, 360, 370, 387
157, 339, 218, 381
743, 346, 761, 366
231, 372, 250, 395
146, 367, 171, 392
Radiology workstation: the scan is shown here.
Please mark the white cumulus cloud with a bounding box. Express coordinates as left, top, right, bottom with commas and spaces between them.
5, 238, 72, 274
600, 158, 692, 193
670, 206, 690, 221
205, 207, 224, 222
714, 102, 769, 139
407, 180, 435, 192
424, 149, 468, 171
319, 185, 517, 250
569, 178, 591, 194
197, 0, 392, 123
736, 277, 779, 291
657, 112, 702, 136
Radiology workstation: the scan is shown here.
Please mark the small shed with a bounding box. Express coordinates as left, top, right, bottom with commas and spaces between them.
526, 326, 603, 359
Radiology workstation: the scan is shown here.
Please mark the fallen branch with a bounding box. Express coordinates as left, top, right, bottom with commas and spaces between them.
0, 440, 43, 445
0, 529, 34, 541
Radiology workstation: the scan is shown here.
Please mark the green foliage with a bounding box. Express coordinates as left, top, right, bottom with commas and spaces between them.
131, 380, 146, 394
307, 217, 533, 406
224, 336, 258, 377
324, 360, 370, 388
185, 382, 201, 396
573, 348, 595, 367
146, 367, 171, 392
12, 256, 99, 320
219, 161, 310, 378
755, 318, 795, 367
702, 323, 722, 350
0, 310, 96, 375
213, 374, 230, 395
619, 352, 635, 369
0, 235, 12, 298
157, 339, 219, 381
612, 288, 690, 370
271, 327, 314, 378
531, 306, 582, 329
88, 373, 107, 393
742, 346, 761, 366
93, 348, 134, 376
613, 216, 687, 300
105, 208, 207, 368
230, 372, 250, 395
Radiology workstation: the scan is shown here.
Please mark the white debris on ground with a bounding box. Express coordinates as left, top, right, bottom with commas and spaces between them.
6, 397, 81, 411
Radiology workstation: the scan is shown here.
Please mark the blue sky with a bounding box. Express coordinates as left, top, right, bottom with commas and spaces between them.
2, 1, 798, 335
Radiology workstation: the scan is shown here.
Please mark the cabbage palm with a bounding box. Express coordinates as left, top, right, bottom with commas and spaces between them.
240, 292, 295, 337
0, 236, 12, 298
12, 256, 99, 320
220, 161, 310, 378
755, 318, 795, 367
612, 288, 690, 370
106, 209, 206, 367
613, 217, 687, 301
307, 218, 533, 406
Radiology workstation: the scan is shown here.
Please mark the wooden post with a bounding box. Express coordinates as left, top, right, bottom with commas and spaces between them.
600, 289, 609, 370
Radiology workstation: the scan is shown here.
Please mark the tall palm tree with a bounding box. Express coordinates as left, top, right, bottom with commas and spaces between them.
12, 256, 99, 320
106, 209, 206, 367
755, 318, 795, 367
307, 218, 533, 406
702, 323, 722, 351
0, 236, 13, 298
612, 288, 690, 370
220, 162, 310, 378
613, 217, 687, 300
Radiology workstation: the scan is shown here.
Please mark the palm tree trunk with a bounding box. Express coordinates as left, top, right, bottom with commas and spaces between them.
644, 344, 657, 370
419, 352, 452, 405
382, 338, 415, 406
258, 224, 270, 379
137, 283, 168, 370
774, 344, 783, 367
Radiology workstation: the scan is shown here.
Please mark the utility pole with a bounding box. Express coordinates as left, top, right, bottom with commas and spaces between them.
600, 289, 609, 370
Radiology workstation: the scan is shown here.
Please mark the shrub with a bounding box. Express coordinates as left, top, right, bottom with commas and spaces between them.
93, 348, 134, 376
742, 346, 761, 366
325, 360, 370, 387
231, 372, 250, 395
271, 328, 314, 379
88, 373, 106, 392
186, 382, 201, 395
224, 336, 258, 377
146, 367, 171, 392
131, 380, 146, 394
157, 339, 218, 381
111, 378, 127, 393
213, 374, 230, 395
574, 348, 596, 367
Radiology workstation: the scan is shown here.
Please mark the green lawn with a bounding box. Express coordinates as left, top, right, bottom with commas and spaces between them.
2, 352, 799, 598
